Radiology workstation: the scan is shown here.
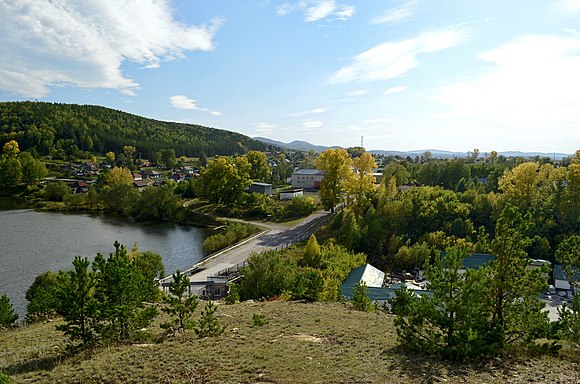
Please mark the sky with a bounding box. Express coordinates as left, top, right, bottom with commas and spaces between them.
1, 0, 580, 154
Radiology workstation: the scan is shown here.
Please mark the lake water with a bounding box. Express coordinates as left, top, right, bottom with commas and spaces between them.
0, 202, 211, 320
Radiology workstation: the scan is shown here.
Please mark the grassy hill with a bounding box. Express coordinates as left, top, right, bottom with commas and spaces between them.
1, 301, 578, 383
0, 101, 267, 158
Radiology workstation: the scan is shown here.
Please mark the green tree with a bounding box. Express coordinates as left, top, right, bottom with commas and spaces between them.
161, 148, 177, 169
194, 301, 226, 338
197, 156, 252, 206
488, 206, 548, 345
25, 271, 60, 323
239, 251, 297, 300
42, 181, 70, 201
161, 270, 199, 332
557, 295, 580, 347
394, 247, 495, 360
555, 235, 580, 290
19, 151, 47, 185
291, 268, 324, 302
55, 257, 97, 347
0, 294, 18, 328
92, 242, 158, 343
316, 148, 353, 212
0, 157, 22, 188
352, 281, 373, 312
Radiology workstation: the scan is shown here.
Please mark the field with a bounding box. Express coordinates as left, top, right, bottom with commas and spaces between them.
1, 301, 579, 383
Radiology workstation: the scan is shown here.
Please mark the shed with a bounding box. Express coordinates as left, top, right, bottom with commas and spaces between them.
279, 189, 304, 200
248, 182, 272, 195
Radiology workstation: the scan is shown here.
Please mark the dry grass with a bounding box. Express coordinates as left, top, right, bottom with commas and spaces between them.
1, 301, 579, 383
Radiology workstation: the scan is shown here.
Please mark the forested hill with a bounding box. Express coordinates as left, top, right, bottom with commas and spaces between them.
0, 101, 267, 158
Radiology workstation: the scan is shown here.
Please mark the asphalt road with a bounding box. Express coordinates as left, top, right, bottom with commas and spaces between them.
159, 210, 331, 285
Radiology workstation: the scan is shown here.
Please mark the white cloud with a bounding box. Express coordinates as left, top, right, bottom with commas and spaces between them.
278, 0, 355, 22
552, 0, 580, 17
371, 0, 419, 25
170, 95, 198, 110
255, 122, 275, 135
432, 34, 580, 137
347, 89, 370, 97
170, 95, 221, 116
303, 120, 324, 128
384, 85, 407, 94
330, 26, 469, 84
311, 107, 327, 113
0, 0, 221, 98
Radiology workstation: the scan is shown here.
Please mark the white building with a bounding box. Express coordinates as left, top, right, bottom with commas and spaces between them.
291, 169, 323, 189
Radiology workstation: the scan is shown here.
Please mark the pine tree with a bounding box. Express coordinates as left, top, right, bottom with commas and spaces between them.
161, 270, 198, 332
0, 294, 18, 328
194, 301, 226, 338
352, 281, 373, 312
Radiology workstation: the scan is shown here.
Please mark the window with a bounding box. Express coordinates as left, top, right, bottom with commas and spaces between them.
214, 288, 222, 296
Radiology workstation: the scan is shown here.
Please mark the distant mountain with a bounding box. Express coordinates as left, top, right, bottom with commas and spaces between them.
256, 137, 572, 160
254, 137, 335, 153
0, 101, 267, 158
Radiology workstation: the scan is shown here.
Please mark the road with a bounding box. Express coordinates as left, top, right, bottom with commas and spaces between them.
159, 210, 331, 285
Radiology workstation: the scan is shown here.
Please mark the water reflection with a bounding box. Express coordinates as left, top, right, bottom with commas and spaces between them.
0, 208, 210, 320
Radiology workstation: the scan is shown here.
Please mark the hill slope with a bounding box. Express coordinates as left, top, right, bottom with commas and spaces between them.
0, 101, 267, 158
1, 301, 578, 383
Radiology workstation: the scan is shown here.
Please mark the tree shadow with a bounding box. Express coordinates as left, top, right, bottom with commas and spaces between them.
388, 345, 510, 384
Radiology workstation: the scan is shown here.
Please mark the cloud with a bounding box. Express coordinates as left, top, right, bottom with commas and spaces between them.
371, 0, 419, 25
170, 95, 221, 116
311, 107, 327, 113
347, 89, 370, 97
303, 120, 324, 128
0, 0, 221, 98
551, 0, 580, 17
278, 1, 355, 22
432, 34, 580, 134
170, 95, 199, 110
330, 26, 469, 84
384, 85, 407, 94
255, 122, 275, 135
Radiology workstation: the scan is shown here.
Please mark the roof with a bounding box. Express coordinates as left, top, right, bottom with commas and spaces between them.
553, 264, 580, 282
251, 182, 272, 187
341, 263, 384, 288
440, 252, 495, 270
293, 169, 323, 175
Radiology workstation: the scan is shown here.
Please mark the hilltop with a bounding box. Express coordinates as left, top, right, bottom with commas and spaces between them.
1, 300, 578, 383
0, 101, 267, 158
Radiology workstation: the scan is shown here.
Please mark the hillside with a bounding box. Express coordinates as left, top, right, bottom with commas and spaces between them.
1, 301, 578, 383
0, 101, 267, 158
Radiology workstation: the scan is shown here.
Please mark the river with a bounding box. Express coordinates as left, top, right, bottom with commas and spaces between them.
0, 199, 211, 321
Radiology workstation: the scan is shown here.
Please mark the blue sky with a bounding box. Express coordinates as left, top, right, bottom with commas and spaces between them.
1, 0, 579, 154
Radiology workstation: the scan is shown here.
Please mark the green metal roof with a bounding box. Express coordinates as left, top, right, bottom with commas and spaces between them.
440, 252, 495, 270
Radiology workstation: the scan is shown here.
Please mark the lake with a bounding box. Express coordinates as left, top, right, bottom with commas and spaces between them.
0, 201, 211, 320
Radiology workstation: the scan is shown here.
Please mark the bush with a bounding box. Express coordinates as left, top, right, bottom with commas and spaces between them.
224, 284, 239, 305
202, 223, 259, 254
252, 313, 269, 327
0, 372, 12, 384
352, 281, 373, 312
26, 271, 60, 323
42, 181, 70, 201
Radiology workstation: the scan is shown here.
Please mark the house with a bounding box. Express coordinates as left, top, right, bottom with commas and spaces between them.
553, 264, 580, 290
340, 263, 393, 303
279, 189, 304, 200
248, 182, 272, 195
70, 180, 90, 193
201, 276, 230, 300
142, 170, 161, 179
132, 180, 147, 191
132, 172, 143, 181
291, 169, 323, 189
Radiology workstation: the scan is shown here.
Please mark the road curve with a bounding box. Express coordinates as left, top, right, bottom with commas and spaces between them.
161, 210, 331, 284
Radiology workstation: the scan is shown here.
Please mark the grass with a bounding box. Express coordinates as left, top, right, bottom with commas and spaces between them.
1, 301, 579, 383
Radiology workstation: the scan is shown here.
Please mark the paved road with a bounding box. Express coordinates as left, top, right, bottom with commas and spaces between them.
159, 210, 331, 285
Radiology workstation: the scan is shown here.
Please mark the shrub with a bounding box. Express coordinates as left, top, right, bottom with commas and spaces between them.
194, 301, 226, 338
202, 223, 258, 254
0, 372, 12, 384
252, 313, 269, 327
352, 281, 373, 312
0, 294, 18, 328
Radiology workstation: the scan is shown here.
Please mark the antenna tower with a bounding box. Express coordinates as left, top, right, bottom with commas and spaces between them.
361, 135, 364, 148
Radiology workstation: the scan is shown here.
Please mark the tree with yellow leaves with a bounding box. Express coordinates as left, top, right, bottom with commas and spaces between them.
316, 148, 352, 213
